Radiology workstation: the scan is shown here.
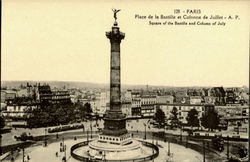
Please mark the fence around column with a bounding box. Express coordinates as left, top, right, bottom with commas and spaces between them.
70, 140, 159, 162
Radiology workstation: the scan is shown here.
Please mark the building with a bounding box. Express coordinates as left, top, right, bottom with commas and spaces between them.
121, 101, 132, 117
131, 98, 141, 118
1, 90, 7, 103
121, 90, 132, 102
156, 95, 174, 104
16, 88, 29, 97
1, 90, 17, 104
174, 90, 188, 104
190, 96, 202, 104
35, 83, 70, 104
36, 84, 52, 102
141, 95, 156, 117
204, 96, 216, 104
95, 91, 110, 117
215, 105, 249, 117
51, 90, 71, 104
225, 88, 236, 104
2, 97, 39, 124
210, 87, 226, 105
3, 103, 38, 119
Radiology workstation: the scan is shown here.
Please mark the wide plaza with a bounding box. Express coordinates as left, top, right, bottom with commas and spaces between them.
1, 118, 248, 161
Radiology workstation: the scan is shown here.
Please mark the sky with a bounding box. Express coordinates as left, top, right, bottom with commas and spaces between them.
1, 0, 249, 87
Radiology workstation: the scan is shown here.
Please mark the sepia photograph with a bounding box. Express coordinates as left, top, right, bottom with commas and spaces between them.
0, 0, 249, 161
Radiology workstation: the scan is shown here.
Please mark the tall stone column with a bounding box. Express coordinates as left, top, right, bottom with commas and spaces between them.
102, 22, 127, 136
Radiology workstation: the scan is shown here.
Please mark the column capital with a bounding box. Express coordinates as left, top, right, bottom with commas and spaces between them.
106, 26, 125, 43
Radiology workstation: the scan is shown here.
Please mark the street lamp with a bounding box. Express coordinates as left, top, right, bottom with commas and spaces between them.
90, 120, 93, 139
164, 125, 166, 142
203, 139, 205, 162
95, 112, 98, 126
62, 136, 64, 152
143, 123, 147, 140
227, 135, 229, 159
64, 145, 67, 162
167, 141, 171, 156
22, 147, 25, 162
44, 128, 47, 147
87, 129, 89, 142
180, 125, 182, 142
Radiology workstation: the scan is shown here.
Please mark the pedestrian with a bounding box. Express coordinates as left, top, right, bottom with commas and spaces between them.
27, 155, 30, 161
56, 152, 58, 157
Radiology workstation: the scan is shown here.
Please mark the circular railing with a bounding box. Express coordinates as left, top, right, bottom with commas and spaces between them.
70, 140, 159, 162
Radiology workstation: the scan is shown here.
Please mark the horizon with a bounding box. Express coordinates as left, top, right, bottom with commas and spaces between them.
1, 80, 248, 88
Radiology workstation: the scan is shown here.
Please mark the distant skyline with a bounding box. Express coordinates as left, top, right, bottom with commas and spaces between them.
1, 80, 248, 89
2, 0, 249, 87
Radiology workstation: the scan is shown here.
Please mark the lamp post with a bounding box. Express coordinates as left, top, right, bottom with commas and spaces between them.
186, 135, 188, 148
87, 129, 89, 142
203, 139, 205, 162
103, 151, 106, 162
167, 141, 170, 156
64, 145, 67, 162
152, 129, 154, 162
44, 128, 47, 147
180, 123, 182, 142
90, 120, 93, 139
95, 112, 98, 126
227, 135, 229, 159
62, 136, 64, 152
22, 147, 25, 162
143, 123, 147, 140
164, 125, 166, 142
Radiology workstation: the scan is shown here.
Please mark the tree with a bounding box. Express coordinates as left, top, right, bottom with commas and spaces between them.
27, 101, 77, 128
201, 108, 220, 131
84, 103, 92, 115
153, 108, 166, 127
186, 108, 200, 130
0, 116, 5, 128
170, 107, 180, 128
78, 102, 92, 120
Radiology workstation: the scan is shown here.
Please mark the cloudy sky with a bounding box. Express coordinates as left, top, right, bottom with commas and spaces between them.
2, 0, 249, 87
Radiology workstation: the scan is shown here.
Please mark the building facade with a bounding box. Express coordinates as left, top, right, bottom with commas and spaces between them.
158, 103, 204, 124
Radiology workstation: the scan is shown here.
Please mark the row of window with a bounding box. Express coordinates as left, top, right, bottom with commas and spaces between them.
161, 106, 203, 111
99, 135, 130, 142
100, 136, 119, 141
141, 109, 154, 113
141, 101, 156, 105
